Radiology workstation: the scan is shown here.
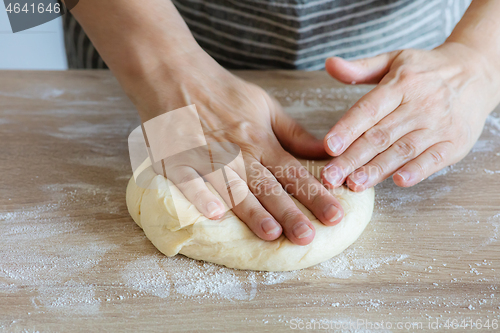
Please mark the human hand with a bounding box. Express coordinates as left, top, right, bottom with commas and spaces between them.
321, 42, 500, 191
125, 48, 344, 246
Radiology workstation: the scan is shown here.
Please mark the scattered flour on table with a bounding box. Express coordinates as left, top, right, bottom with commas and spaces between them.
471, 139, 497, 153
119, 248, 409, 300
122, 255, 258, 301
317, 249, 409, 279
36, 281, 100, 315
427, 166, 453, 180
0, 185, 121, 316
170, 257, 257, 300
486, 113, 500, 136
121, 256, 171, 298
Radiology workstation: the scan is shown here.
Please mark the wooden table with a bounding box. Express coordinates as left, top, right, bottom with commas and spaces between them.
0, 70, 499, 332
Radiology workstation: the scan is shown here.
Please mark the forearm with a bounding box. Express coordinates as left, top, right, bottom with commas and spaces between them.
447, 0, 500, 75
69, 0, 200, 79
67, 0, 228, 121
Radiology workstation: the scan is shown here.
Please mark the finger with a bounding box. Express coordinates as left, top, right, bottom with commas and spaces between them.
345, 129, 430, 191
322, 104, 417, 187
325, 50, 401, 85
263, 150, 344, 226
271, 99, 328, 159
247, 160, 316, 246
232, 192, 284, 241
166, 165, 225, 219
204, 163, 283, 241
393, 141, 456, 187
324, 84, 403, 156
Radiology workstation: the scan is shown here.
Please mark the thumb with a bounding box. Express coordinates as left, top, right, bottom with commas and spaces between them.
325, 50, 401, 85
271, 100, 328, 160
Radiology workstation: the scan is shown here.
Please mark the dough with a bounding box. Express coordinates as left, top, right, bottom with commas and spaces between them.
126, 160, 374, 271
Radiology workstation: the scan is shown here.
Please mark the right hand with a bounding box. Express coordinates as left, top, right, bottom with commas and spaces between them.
122, 48, 345, 246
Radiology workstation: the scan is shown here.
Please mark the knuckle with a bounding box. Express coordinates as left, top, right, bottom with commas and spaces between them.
252, 176, 280, 197
281, 159, 299, 179
343, 124, 357, 137
399, 49, 418, 61
356, 58, 371, 69
281, 207, 300, 223
247, 206, 262, 221
309, 189, 325, 207
368, 161, 386, 176
413, 161, 426, 176
396, 65, 417, 84
355, 99, 379, 118
176, 171, 197, 185
342, 154, 359, 173
272, 156, 309, 183
226, 178, 247, 193
394, 139, 417, 159
191, 190, 206, 204
429, 149, 446, 165
364, 127, 391, 151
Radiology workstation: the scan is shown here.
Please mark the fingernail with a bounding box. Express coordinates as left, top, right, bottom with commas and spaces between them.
262, 218, 280, 235
350, 171, 368, 185
327, 134, 343, 154
293, 222, 313, 239
207, 201, 222, 217
324, 205, 342, 223
397, 171, 411, 182
324, 166, 343, 186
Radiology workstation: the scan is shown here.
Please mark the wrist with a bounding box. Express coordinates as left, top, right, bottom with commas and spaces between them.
442, 37, 500, 81
437, 41, 500, 109
118, 46, 232, 122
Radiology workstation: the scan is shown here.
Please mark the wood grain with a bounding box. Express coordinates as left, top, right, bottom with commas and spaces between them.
0, 70, 499, 332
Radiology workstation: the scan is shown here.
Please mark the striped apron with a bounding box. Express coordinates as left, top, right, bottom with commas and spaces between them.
63, 0, 472, 70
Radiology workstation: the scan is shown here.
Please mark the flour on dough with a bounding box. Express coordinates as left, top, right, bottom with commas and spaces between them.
126, 160, 374, 271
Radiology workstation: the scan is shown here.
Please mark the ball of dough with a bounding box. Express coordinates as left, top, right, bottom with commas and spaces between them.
126, 160, 374, 271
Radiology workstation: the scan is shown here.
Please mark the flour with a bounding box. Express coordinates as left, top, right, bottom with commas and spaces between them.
49, 119, 132, 140
121, 256, 171, 298
118, 249, 410, 301
471, 139, 496, 153
120, 255, 259, 301
427, 166, 452, 180
170, 257, 257, 300
486, 113, 500, 136
317, 248, 409, 279
0, 87, 66, 101
262, 271, 298, 285
36, 281, 100, 315
0, 118, 11, 126
0, 186, 120, 316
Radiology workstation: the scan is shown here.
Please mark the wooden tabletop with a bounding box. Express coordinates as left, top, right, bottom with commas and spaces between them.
0, 70, 499, 332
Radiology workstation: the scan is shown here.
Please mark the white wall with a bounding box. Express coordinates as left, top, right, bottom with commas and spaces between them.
0, 8, 67, 70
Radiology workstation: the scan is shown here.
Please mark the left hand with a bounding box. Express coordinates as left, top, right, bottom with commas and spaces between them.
321, 42, 500, 191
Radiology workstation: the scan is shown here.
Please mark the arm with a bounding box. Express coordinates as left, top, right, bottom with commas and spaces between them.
69, 0, 208, 120
447, 0, 500, 76
68, 0, 345, 245
321, 0, 500, 190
